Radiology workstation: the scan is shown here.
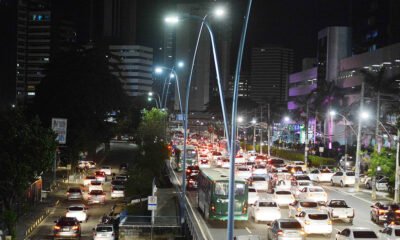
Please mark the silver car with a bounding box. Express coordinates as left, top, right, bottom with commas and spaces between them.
88, 190, 106, 204
93, 224, 115, 240
67, 187, 83, 200
268, 219, 305, 240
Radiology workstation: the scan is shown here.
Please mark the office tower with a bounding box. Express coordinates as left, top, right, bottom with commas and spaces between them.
316, 27, 351, 86
16, 0, 51, 103
108, 45, 153, 97
250, 46, 294, 105
0, 0, 17, 108
103, 0, 137, 44
351, 0, 400, 54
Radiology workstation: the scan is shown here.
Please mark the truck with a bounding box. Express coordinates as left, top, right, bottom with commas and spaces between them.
323, 199, 354, 223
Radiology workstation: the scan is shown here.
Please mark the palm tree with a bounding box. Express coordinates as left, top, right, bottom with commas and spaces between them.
360, 67, 400, 152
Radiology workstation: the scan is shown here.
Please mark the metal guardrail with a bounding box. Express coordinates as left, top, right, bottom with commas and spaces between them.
166, 160, 211, 240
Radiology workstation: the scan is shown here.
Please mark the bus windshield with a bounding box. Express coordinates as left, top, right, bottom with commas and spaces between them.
186, 149, 197, 158
215, 182, 245, 196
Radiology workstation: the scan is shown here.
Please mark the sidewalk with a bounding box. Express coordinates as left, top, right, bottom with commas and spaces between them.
154, 188, 179, 226
16, 180, 65, 240
330, 186, 393, 204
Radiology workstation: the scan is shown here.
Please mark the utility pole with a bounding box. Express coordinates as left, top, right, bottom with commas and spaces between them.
267, 103, 271, 157
260, 106, 263, 154
355, 81, 365, 192
395, 129, 400, 203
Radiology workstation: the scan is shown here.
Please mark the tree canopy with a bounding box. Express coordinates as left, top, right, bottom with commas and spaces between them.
34, 46, 128, 158
0, 108, 57, 211
137, 108, 168, 144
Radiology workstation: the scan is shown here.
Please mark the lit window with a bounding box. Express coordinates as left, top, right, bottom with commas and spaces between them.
27, 92, 35, 96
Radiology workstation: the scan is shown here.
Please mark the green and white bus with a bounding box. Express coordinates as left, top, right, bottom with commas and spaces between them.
172, 145, 198, 171
197, 168, 249, 221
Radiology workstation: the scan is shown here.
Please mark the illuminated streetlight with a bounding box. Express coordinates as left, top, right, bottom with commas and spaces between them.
177, 61, 184, 68
164, 16, 179, 24
237, 116, 244, 123
214, 7, 225, 17
154, 67, 163, 74
251, 119, 256, 124
284, 116, 290, 122
148, 92, 153, 97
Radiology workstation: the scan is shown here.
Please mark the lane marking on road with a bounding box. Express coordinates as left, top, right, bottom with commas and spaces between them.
245, 227, 252, 234
322, 185, 373, 205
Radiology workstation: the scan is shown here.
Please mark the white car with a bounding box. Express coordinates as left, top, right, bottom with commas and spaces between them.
236, 166, 252, 180
275, 179, 291, 191
273, 190, 295, 207
291, 180, 313, 196
288, 200, 319, 218
83, 176, 97, 186
331, 171, 356, 187
65, 204, 88, 222
380, 224, 400, 240
293, 161, 307, 170
235, 155, 246, 164
248, 187, 258, 205
296, 186, 328, 204
250, 176, 269, 192
308, 169, 335, 182
249, 200, 281, 223
336, 227, 378, 239
100, 166, 112, 176
93, 224, 116, 240
295, 210, 332, 236
88, 181, 103, 192
111, 185, 125, 199
252, 165, 267, 175
222, 159, 230, 168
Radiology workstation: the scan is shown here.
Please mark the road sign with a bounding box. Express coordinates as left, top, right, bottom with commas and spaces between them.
52, 118, 67, 144
148, 196, 157, 210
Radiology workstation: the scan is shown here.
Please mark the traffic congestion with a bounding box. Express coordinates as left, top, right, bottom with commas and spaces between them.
170, 131, 399, 240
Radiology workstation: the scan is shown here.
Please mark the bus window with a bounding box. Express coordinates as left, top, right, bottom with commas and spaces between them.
215, 182, 246, 196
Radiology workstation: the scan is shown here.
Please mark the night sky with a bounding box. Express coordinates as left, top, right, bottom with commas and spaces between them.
136, 0, 351, 72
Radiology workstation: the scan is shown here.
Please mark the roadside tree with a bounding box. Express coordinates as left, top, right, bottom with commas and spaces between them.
0, 107, 57, 237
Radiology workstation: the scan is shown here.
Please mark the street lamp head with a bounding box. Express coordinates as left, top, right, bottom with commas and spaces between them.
164, 16, 179, 24
251, 119, 256, 124
148, 92, 153, 96
154, 67, 163, 74
177, 61, 184, 68
214, 7, 225, 17
360, 111, 370, 120
147, 97, 152, 102
169, 73, 175, 78
284, 116, 290, 123
237, 116, 244, 123
329, 110, 336, 116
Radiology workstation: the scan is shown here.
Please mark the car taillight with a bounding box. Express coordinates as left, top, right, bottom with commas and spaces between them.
379, 210, 387, 215
277, 230, 283, 235
54, 226, 61, 230
395, 210, 400, 214
300, 230, 305, 235
327, 220, 332, 225
211, 204, 216, 212
72, 226, 79, 230
242, 203, 248, 214
297, 207, 302, 212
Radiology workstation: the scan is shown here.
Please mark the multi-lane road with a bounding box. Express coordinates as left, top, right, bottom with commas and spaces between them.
170, 161, 390, 240
28, 142, 389, 239
28, 142, 137, 240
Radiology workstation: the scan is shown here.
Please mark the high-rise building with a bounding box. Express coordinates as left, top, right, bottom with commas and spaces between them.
351, 0, 400, 54
168, 1, 231, 112
103, 0, 137, 44
0, 0, 17, 108
16, 0, 51, 103
108, 45, 153, 97
316, 27, 351, 87
250, 46, 294, 105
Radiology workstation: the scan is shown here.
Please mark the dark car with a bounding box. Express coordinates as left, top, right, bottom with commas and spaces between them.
53, 217, 81, 239
120, 163, 128, 172
370, 202, 400, 224
186, 175, 198, 190
186, 165, 200, 177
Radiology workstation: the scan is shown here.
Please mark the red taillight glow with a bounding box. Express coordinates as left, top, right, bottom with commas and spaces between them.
277, 230, 283, 235
379, 210, 388, 215
72, 226, 79, 230
54, 226, 61, 230
211, 204, 216, 212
